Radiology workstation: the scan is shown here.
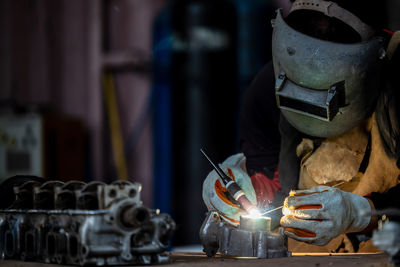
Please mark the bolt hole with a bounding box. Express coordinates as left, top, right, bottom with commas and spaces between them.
129, 189, 136, 198
135, 209, 149, 223
81, 246, 88, 256
109, 189, 117, 198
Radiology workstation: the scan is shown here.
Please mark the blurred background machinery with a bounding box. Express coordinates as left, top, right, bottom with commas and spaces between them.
153, 0, 277, 245
0, 177, 175, 265
372, 210, 400, 266
0, 113, 86, 183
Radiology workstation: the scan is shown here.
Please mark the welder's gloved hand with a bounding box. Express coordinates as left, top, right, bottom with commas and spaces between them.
280, 186, 372, 246
202, 153, 257, 226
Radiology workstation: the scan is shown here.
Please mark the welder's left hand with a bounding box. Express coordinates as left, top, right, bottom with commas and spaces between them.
280, 186, 372, 246
202, 153, 257, 226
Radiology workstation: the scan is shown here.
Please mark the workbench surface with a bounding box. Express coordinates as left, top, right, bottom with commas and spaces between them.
0, 252, 391, 267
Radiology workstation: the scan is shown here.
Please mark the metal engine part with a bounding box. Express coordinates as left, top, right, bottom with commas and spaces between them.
373, 221, 400, 266
199, 211, 290, 258
0, 179, 175, 265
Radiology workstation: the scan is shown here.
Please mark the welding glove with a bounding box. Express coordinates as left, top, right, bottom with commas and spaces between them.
280, 186, 372, 246
202, 153, 257, 226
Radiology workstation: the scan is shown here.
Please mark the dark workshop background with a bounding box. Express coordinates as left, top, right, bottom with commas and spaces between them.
0, 0, 399, 245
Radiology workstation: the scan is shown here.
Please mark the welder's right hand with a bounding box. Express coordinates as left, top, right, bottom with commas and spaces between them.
202, 153, 257, 226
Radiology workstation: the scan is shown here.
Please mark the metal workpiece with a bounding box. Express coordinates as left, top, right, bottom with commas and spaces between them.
373, 221, 400, 266
199, 211, 290, 259
240, 215, 271, 232
0, 179, 175, 266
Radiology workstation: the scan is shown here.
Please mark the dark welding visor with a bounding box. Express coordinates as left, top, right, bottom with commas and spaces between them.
275, 72, 345, 122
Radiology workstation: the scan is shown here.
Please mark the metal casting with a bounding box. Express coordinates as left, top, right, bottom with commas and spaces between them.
199, 211, 290, 258
0, 179, 175, 266
373, 221, 400, 266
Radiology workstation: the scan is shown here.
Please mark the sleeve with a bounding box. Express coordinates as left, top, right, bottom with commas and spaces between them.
368, 182, 400, 221
239, 61, 281, 179
273, 113, 303, 205
239, 61, 304, 207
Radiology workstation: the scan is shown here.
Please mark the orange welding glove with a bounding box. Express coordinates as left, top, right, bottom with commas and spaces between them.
250, 167, 281, 209
280, 186, 372, 245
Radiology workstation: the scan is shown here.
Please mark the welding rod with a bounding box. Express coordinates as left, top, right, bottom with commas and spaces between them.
200, 148, 256, 212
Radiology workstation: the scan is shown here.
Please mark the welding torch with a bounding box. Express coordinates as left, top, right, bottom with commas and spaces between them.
200, 149, 257, 214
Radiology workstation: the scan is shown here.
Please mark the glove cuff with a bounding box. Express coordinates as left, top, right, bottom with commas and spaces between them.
347, 192, 372, 233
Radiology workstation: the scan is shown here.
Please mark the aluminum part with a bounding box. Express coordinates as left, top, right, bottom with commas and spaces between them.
199, 211, 290, 259
0, 179, 175, 266
240, 216, 271, 232
373, 221, 400, 266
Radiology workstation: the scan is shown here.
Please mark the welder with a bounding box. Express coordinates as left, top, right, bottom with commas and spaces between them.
202, 0, 400, 251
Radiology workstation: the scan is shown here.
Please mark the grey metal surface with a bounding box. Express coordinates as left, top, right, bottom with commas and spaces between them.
271, 9, 384, 137
199, 211, 289, 259
373, 221, 400, 266
0, 180, 175, 266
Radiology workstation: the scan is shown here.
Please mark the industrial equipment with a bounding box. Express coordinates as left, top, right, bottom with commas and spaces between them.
199, 149, 289, 258
0, 177, 175, 265
199, 210, 290, 258
0, 113, 86, 182
372, 209, 400, 266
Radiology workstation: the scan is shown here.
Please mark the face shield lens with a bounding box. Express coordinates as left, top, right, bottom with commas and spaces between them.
275, 73, 344, 122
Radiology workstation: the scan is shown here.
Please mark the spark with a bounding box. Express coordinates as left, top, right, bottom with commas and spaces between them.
247, 208, 262, 218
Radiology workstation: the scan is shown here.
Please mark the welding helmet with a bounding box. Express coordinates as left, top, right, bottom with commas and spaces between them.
271, 0, 385, 137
